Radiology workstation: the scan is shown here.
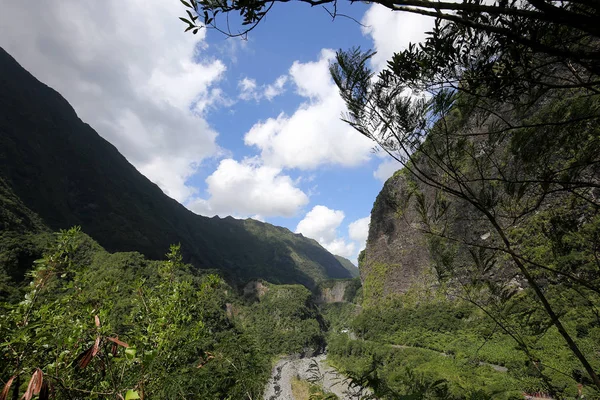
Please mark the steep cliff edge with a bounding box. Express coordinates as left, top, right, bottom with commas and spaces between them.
314, 278, 361, 303
359, 83, 600, 306
360, 170, 432, 302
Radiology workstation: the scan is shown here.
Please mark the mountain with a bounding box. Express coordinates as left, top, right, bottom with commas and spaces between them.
0, 47, 352, 288
359, 79, 600, 305
334, 255, 359, 278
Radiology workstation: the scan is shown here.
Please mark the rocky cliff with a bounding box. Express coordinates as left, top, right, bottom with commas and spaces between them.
314, 278, 361, 303
360, 170, 432, 302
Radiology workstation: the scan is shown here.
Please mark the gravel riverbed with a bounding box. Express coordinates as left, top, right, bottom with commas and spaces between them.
263, 354, 369, 400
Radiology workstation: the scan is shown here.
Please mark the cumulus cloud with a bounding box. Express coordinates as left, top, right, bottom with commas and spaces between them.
295, 206, 371, 261
264, 75, 288, 100
0, 0, 226, 203
244, 49, 373, 170
238, 77, 259, 100
238, 75, 288, 101
187, 158, 309, 218
348, 216, 370, 256
296, 206, 356, 258
374, 159, 400, 182
362, 4, 435, 71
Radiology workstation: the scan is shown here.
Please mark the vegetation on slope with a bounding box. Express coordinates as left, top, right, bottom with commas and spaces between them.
0, 228, 329, 399
334, 255, 360, 278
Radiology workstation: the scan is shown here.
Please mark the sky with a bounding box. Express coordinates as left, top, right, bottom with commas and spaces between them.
0, 0, 433, 263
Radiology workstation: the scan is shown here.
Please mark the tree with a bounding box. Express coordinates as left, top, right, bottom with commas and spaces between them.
180, 0, 599, 74
329, 42, 600, 392
0, 230, 268, 399
179, 0, 600, 393
184, 0, 600, 389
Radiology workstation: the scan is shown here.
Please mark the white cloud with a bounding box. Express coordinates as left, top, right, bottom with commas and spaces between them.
296, 205, 356, 259
362, 4, 435, 72
374, 159, 400, 182
264, 75, 288, 100
238, 77, 258, 100
187, 158, 309, 218
0, 0, 225, 203
244, 49, 373, 170
348, 216, 370, 254
238, 75, 288, 101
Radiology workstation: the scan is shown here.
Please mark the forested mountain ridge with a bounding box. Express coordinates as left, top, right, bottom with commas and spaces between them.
0, 47, 352, 288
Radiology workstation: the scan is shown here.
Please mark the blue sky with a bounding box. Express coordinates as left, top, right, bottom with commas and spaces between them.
0, 0, 433, 262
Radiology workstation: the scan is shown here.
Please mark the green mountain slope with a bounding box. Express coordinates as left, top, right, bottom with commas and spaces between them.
334, 255, 359, 278
0, 47, 351, 288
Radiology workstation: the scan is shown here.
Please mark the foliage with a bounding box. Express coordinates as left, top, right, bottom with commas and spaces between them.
0, 228, 270, 399
334, 255, 360, 278
320, 302, 360, 335
343, 277, 362, 303
335, 293, 600, 398
181, 0, 600, 86
239, 282, 326, 356
330, 7, 600, 389
328, 334, 520, 400
291, 376, 339, 400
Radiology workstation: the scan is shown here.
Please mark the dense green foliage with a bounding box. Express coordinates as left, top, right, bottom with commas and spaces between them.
239, 282, 326, 356
338, 292, 600, 398
0, 228, 332, 399
328, 335, 520, 400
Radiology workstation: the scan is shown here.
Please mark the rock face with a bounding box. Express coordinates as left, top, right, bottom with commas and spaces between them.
314, 279, 355, 303
361, 168, 495, 304
361, 171, 432, 302
243, 280, 270, 299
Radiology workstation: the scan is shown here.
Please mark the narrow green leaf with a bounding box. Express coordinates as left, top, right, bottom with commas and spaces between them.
180, 0, 192, 7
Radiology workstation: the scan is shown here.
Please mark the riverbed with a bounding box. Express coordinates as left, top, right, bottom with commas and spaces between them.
263, 354, 369, 400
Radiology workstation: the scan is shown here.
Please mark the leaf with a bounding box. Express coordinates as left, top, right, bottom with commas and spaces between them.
142, 349, 156, 364
125, 347, 137, 360
74, 341, 101, 370
180, 0, 192, 7
107, 337, 130, 348
22, 368, 43, 400
94, 315, 101, 328
76, 348, 93, 369
91, 336, 101, 357
0, 375, 16, 400
125, 390, 141, 400
179, 17, 192, 25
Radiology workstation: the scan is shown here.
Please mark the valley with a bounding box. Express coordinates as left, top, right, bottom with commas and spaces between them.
2, 0, 600, 396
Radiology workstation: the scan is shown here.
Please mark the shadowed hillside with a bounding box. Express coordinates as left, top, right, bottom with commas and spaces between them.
0, 47, 351, 288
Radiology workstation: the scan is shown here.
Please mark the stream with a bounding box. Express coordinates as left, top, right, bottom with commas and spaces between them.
263, 354, 370, 400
